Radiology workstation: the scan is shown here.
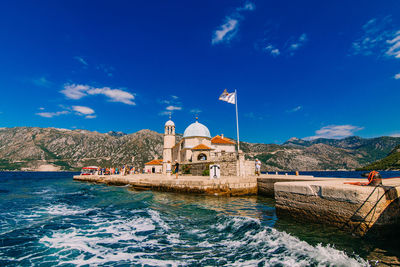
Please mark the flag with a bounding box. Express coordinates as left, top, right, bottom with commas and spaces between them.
219, 89, 236, 104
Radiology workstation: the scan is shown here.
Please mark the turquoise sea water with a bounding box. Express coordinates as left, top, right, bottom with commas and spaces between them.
0, 171, 399, 266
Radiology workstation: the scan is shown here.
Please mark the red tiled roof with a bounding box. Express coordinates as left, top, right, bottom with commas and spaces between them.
145, 159, 163, 165
192, 144, 212, 150
211, 135, 235, 145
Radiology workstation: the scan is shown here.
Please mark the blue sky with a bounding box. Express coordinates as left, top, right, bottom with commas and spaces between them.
0, 0, 400, 143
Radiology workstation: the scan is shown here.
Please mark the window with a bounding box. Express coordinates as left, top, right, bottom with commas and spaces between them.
198, 153, 207, 161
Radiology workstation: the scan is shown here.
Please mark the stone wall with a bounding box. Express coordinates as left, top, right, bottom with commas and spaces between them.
245, 160, 256, 176
184, 160, 238, 176
274, 179, 400, 236
183, 154, 254, 177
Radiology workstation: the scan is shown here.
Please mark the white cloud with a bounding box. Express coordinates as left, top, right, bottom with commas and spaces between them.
159, 95, 182, 115
264, 44, 280, 57
260, 33, 308, 57
212, 2, 255, 45
390, 133, 400, 137
37, 106, 97, 119
85, 115, 97, 119
288, 33, 308, 52
39, 107, 45, 110
72, 106, 97, 119
352, 18, 390, 56
352, 16, 400, 59
60, 84, 135, 105
239, 2, 255, 11
270, 49, 280, 56
212, 19, 239, 45
395, 73, 400, 79
36, 110, 69, 118
287, 106, 302, 113
72, 105, 95, 115
74, 56, 88, 66
87, 87, 135, 105
166, 105, 182, 111
386, 31, 400, 58
304, 125, 364, 140
61, 84, 90, 100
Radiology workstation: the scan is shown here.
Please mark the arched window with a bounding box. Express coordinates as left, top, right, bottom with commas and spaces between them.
198, 153, 207, 161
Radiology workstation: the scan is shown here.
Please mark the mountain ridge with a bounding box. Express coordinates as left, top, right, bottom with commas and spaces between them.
358, 145, 400, 171
1, 127, 400, 171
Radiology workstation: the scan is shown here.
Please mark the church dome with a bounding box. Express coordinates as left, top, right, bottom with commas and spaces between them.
165, 120, 175, 126
183, 121, 211, 138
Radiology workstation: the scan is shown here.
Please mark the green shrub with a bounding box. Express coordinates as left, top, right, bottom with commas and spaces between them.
182, 164, 191, 174
202, 169, 209, 176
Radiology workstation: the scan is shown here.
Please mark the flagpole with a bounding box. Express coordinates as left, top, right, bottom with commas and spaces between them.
235, 89, 240, 152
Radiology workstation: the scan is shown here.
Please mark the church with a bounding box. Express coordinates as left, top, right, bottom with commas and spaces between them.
144, 118, 255, 176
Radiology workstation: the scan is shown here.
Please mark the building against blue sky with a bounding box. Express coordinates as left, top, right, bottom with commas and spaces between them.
0, 0, 399, 143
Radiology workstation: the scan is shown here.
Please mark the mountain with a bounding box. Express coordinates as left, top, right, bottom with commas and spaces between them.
106, 131, 127, 137
1, 127, 400, 171
358, 145, 400, 171
283, 136, 400, 165
0, 127, 163, 171
244, 136, 400, 171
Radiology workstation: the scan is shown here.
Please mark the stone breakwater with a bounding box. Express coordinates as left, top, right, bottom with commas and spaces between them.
74, 174, 400, 236
273, 178, 400, 236
73, 174, 258, 196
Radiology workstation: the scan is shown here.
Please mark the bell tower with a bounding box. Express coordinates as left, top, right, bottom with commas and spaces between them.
162, 116, 175, 175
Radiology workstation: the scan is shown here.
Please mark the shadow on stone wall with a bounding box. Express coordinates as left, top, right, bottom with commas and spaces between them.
340, 185, 400, 236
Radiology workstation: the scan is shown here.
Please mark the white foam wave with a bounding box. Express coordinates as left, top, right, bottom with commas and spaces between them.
36, 209, 368, 266
39, 209, 183, 266
32, 188, 54, 195
214, 216, 369, 267
148, 209, 170, 231
43, 204, 97, 216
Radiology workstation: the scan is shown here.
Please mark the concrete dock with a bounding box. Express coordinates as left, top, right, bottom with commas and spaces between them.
74, 173, 400, 236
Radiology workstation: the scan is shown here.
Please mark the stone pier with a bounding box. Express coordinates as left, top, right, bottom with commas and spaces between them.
73, 174, 257, 196
257, 174, 339, 197
274, 178, 400, 236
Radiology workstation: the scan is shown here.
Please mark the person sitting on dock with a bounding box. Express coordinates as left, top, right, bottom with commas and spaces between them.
174, 160, 179, 179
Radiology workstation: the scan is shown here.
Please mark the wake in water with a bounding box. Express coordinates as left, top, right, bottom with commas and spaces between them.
0, 172, 370, 266
35, 208, 367, 266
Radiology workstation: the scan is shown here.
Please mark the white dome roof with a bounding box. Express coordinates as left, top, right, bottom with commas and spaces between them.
183, 121, 211, 138
165, 120, 175, 126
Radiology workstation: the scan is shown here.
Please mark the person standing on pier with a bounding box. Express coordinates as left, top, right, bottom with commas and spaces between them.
174, 160, 179, 179
255, 159, 261, 176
